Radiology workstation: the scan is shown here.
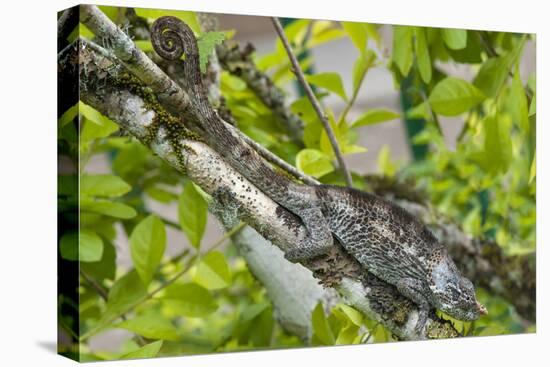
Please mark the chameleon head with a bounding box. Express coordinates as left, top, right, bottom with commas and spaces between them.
429, 255, 488, 321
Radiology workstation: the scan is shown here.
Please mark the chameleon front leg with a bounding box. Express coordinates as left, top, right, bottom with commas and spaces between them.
396, 277, 432, 336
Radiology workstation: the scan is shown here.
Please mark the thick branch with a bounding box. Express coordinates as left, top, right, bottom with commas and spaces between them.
78, 11, 532, 325
63, 41, 459, 340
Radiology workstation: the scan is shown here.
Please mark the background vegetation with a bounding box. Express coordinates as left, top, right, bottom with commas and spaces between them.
57, 6, 536, 360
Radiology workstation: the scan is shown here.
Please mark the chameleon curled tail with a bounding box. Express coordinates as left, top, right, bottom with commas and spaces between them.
151, 16, 213, 121
150, 16, 335, 262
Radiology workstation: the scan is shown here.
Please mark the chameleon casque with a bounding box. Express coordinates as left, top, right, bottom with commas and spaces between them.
149, 16, 487, 332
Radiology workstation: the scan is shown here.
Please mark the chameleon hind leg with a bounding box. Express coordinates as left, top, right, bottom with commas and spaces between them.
284, 206, 334, 263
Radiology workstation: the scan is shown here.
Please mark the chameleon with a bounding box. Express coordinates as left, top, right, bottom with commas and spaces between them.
150, 16, 487, 333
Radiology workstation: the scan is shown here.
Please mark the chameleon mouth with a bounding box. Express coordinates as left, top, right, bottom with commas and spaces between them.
476, 300, 488, 315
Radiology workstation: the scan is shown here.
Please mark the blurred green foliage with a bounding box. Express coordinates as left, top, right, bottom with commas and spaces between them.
57, 5, 535, 361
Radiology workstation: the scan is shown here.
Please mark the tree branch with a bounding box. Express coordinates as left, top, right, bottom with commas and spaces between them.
61, 39, 459, 340
271, 17, 354, 187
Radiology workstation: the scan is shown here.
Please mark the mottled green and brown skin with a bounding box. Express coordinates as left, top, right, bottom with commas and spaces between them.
150, 16, 486, 332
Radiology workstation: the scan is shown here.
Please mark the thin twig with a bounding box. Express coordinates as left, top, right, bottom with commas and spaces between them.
338, 55, 369, 125
418, 89, 442, 134
226, 123, 319, 185
271, 17, 354, 187
207, 221, 247, 252
80, 269, 147, 345
80, 269, 109, 300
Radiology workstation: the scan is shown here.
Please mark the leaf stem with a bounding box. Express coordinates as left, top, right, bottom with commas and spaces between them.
271, 17, 354, 187
338, 60, 369, 125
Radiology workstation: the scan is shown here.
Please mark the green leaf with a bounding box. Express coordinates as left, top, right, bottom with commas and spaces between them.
392, 26, 414, 76
473, 57, 511, 98
307, 22, 347, 48
352, 109, 400, 127
193, 251, 231, 290
473, 37, 525, 98
240, 303, 270, 323
319, 110, 353, 156
483, 114, 513, 174
529, 92, 536, 116
337, 304, 363, 326
428, 77, 486, 116
79, 229, 104, 262
414, 27, 432, 83
335, 323, 360, 345
529, 153, 536, 183
119, 340, 163, 360
115, 313, 179, 341
134, 40, 153, 52
98, 271, 147, 332
59, 232, 78, 261
79, 101, 107, 126
352, 50, 376, 94
341, 22, 368, 52
98, 5, 119, 22
234, 303, 274, 347
59, 229, 103, 262
81, 240, 116, 281
463, 207, 482, 236
81, 174, 131, 198
506, 68, 529, 133
135, 8, 201, 34
80, 198, 137, 219
178, 182, 208, 249
129, 215, 166, 286
58, 103, 78, 128
296, 149, 334, 178
248, 306, 274, 347
197, 32, 225, 73
406, 101, 431, 120
377, 145, 397, 177
441, 28, 467, 50
311, 303, 335, 345
161, 283, 218, 317
145, 186, 177, 203
305, 72, 348, 101
80, 116, 119, 143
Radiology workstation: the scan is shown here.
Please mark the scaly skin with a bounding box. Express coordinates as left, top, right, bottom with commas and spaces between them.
149, 16, 487, 333
317, 186, 487, 330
